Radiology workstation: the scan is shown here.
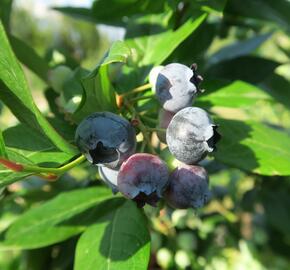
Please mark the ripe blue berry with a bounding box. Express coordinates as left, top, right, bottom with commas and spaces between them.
98, 166, 119, 194
117, 153, 169, 207
165, 164, 210, 209
155, 63, 203, 113
166, 107, 220, 164
149, 65, 164, 92
75, 112, 136, 168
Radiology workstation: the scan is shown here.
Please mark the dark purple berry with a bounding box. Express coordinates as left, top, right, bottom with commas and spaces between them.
75, 112, 136, 168
117, 153, 169, 207
166, 107, 220, 164
165, 164, 210, 209
155, 63, 203, 113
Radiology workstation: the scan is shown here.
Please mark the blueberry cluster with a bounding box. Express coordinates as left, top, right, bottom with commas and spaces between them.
75, 63, 220, 209
152, 63, 221, 209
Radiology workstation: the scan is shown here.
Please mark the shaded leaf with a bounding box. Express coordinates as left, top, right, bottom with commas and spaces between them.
54, 0, 165, 27
261, 73, 290, 109
205, 56, 280, 84
74, 200, 150, 270
214, 119, 290, 176
225, 0, 290, 31
0, 0, 13, 31
207, 33, 272, 67
262, 190, 290, 236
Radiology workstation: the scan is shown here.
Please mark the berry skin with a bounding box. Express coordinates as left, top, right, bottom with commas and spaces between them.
75, 112, 136, 168
155, 63, 203, 113
117, 153, 169, 207
98, 166, 119, 194
149, 65, 164, 93
164, 165, 210, 209
166, 107, 221, 164
156, 108, 175, 143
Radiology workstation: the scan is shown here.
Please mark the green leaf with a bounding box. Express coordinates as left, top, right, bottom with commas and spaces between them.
0, 21, 77, 155
0, 0, 13, 31
100, 40, 132, 66
199, 0, 227, 13
127, 14, 207, 67
117, 14, 207, 92
262, 190, 290, 236
167, 21, 216, 66
0, 142, 38, 188
73, 41, 130, 122
9, 35, 50, 83
54, 0, 165, 27
0, 170, 33, 189
261, 73, 290, 109
74, 200, 150, 270
205, 56, 280, 84
214, 119, 290, 176
53, 7, 95, 23
3, 123, 73, 166
0, 128, 7, 158
225, 0, 290, 31
207, 33, 272, 67
125, 12, 173, 39
197, 80, 273, 108
2, 187, 112, 249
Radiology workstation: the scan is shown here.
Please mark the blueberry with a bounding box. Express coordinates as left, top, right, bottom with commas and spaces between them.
149, 65, 164, 93
155, 63, 203, 113
166, 107, 221, 164
156, 108, 175, 143
98, 166, 119, 194
165, 164, 210, 209
75, 112, 136, 168
117, 153, 169, 207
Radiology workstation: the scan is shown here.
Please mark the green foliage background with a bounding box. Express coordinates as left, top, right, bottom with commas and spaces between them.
0, 0, 290, 269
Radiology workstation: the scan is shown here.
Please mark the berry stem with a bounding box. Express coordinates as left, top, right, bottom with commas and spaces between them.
122, 83, 151, 97
123, 99, 157, 155
140, 115, 158, 124
147, 128, 166, 133
129, 94, 155, 103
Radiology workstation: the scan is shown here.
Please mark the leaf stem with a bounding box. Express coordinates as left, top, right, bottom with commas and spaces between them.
23, 154, 86, 174
0, 154, 86, 175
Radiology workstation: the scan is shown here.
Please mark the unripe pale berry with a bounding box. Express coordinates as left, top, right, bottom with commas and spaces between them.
75, 112, 136, 169
165, 164, 210, 209
166, 107, 220, 164
117, 153, 169, 207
